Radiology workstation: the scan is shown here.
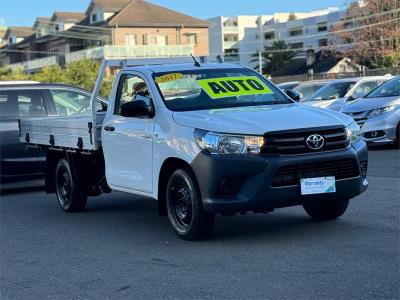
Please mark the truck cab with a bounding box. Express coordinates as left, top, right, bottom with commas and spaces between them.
20, 61, 368, 240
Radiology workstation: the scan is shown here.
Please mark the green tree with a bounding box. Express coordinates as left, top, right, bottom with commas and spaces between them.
0, 66, 31, 81
32, 65, 65, 83
250, 40, 300, 74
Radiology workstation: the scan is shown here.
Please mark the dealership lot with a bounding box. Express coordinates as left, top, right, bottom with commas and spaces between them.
1, 145, 399, 299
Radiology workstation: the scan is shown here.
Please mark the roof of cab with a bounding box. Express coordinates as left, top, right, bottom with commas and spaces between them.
123, 63, 244, 74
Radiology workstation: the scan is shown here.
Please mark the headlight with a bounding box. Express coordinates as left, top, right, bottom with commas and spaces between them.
194, 129, 264, 155
368, 105, 397, 118
345, 122, 361, 144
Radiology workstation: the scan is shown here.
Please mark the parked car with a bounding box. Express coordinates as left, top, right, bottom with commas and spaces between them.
20, 61, 368, 240
0, 82, 107, 189
277, 81, 301, 90
303, 76, 391, 111
293, 80, 330, 101
341, 76, 400, 146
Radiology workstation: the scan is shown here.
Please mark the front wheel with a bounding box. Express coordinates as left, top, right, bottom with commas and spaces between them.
166, 168, 214, 240
55, 158, 87, 212
303, 198, 349, 221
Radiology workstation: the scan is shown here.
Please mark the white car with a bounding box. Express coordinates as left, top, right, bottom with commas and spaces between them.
303, 76, 391, 111
20, 60, 368, 240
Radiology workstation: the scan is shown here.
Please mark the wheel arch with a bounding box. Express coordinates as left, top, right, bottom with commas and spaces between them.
157, 157, 194, 216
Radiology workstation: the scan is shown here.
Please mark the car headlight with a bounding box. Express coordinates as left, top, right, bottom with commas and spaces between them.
194, 129, 264, 155
345, 122, 361, 144
368, 105, 397, 118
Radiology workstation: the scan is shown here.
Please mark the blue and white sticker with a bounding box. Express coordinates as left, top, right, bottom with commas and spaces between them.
300, 176, 336, 195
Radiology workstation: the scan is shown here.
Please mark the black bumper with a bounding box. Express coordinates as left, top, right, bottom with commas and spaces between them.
191, 141, 368, 214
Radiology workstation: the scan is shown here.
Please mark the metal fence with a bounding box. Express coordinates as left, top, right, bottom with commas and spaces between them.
271, 67, 400, 84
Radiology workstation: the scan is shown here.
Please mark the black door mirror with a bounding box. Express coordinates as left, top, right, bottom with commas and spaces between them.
284, 89, 301, 101
345, 94, 355, 102
120, 96, 154, 118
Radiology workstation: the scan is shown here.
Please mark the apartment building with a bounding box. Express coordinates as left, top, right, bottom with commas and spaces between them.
208, 8, 344, 68
0, 0, 210, 71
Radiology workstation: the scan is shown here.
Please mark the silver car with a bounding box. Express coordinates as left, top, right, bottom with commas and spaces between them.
303, 76, 391, 111
294, 80, 330, 101
341, 76, 400, 146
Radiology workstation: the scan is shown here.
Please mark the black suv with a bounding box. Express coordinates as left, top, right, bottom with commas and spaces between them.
0, 82, 106, 189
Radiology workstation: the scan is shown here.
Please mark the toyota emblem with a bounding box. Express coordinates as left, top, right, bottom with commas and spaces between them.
306, 134, 325, 150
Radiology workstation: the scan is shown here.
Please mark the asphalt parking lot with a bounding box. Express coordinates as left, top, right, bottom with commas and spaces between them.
1, 145, 399, 299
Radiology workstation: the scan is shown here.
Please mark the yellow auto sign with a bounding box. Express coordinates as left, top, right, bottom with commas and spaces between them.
197, 76, 273, 99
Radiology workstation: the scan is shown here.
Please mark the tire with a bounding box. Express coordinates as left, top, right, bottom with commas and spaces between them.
166, 167, 215, 240
303, 198, 349, 221
395, 123, 400, 149
55, 158, 87, 212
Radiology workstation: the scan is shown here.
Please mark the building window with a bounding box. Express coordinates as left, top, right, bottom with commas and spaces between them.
288, 42, 304, 50
317, 22, 328, 32
264, 32, 275, 40
289, 27, 303, 37
91, 14, 98, 23
224, 48, 239, 62
185, 33, 198, 45
55, 24, 60, 31
318, 39, 328, 47
148, 35, 167, 46
224, 34, 238, 42
124, 34, 136, 46
8, 36, 15, 44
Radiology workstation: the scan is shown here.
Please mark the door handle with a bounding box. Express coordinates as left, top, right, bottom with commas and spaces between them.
104, 125, 115, 132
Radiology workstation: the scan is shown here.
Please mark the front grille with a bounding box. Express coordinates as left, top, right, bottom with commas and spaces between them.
262, 126, 349, 155
272, 159, 360, 187
345, 111, 369, 128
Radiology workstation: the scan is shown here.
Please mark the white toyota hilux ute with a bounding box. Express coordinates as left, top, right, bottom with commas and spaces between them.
20, 60, 368, 240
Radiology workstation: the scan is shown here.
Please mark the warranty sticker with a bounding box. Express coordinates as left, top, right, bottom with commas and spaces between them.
197, 76, 273, 99
155, 73, 184, 84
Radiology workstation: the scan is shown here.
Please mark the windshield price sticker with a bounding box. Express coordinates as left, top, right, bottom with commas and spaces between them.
300, 176, 336, 195
155, 73, 184, 84
197, 76, 273, 99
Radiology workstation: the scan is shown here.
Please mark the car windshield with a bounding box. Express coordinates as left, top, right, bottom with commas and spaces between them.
153, 68, 290, 111
309, 81, 356, 101
366, 77, 400, 98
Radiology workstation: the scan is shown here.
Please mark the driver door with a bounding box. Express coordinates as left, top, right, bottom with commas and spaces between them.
102, 73, 155, 194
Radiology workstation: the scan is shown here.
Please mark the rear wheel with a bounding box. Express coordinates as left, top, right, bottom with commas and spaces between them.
166, 168, 214, 240
303, 198, 349, 221
55, 158, 87, 212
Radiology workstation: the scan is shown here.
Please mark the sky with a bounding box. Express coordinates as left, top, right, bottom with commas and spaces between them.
0, 0, 346, 27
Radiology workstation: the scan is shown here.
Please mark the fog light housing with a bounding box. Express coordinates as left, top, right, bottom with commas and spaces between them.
364, 130, 385, 139
218, 176, 243, 197
360, 161, 368, 179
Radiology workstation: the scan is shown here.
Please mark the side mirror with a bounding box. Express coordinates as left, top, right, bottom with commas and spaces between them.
345, 95, 356, 102
284, 89, 301, 101
120, 96, 154, 118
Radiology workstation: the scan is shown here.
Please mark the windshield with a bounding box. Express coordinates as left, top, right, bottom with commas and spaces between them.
153, 68, 290, 111
309, 81, 356, 101
366, 77, 400, 98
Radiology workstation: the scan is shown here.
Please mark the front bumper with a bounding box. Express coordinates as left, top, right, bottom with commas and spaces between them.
191, 141, 368, 214
360, 112, 399, 143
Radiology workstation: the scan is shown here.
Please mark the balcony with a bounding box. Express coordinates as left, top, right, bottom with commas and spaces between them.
65, 45, 194, 63
7, 45, 195, 72
223, 26, 239, 32
8, 56, 58, 72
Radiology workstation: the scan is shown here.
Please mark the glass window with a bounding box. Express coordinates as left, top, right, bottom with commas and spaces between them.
353, 81, 379, 99
50, 89, 101, 116
115, 75, 152, 115
0, 90, 46, 117
310, 81, 356, 101
153, 68, 289, 112
366, 77, 400, 98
